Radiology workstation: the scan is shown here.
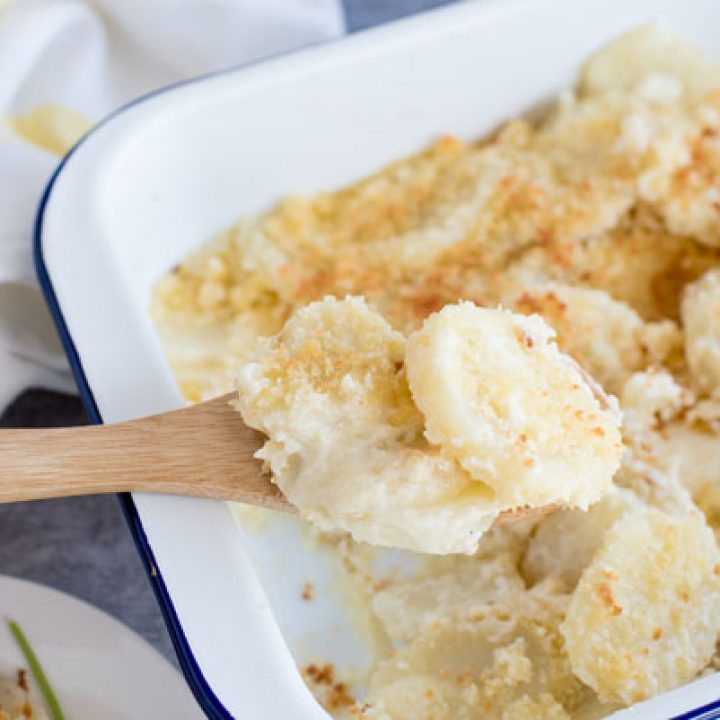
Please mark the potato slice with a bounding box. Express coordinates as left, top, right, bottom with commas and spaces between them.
561, 507, 720, 704
405, 303, 622, 509
366, 583, 612, 720
371, 552, 524, 642
579, 26, 720, 97
522, 487, 642, 590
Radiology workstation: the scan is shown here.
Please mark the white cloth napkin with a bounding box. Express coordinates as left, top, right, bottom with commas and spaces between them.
0, 0, 344, 411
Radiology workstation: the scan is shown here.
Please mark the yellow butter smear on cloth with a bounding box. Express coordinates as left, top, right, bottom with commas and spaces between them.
9, 105, 93, 156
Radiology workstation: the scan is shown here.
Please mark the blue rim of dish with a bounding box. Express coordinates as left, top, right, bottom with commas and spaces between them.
29, 19, 720, 720
673, 700, 720, 720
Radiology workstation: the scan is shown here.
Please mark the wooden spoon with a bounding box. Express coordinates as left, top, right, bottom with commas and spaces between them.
0, 392, 551, 526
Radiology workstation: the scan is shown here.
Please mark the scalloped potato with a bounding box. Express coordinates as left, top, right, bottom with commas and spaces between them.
153, 24, 720, 720
236, 298, 620, 554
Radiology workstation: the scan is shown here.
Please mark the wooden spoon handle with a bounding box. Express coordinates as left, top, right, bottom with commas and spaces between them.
0, 394, 291, 510
0, 392, 553, 529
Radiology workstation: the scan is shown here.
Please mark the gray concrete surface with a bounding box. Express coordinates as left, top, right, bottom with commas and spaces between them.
0, 0, 458, 673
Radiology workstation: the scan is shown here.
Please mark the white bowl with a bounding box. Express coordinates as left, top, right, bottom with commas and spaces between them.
35, 0, 720, 717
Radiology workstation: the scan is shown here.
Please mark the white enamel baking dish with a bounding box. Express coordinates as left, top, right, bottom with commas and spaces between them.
35, 0, 720, 717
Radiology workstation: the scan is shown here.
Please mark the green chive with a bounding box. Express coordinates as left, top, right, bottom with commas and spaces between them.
7, 620, 65, 720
